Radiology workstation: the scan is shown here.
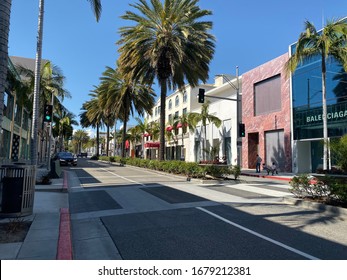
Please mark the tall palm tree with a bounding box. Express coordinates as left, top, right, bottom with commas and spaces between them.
118, 0, 215, 160
81, 91, 105, 157
73, 129, 89, 154
98, 66, 155, 158
192, 101, 222, 161
127, 126, 141, 157
134, 117, 151, 157
16, 61, 70, 109
174, 112, 199, 147
0, 0, 102, 163
52, 103, 77, 151
285, 18, 347, 171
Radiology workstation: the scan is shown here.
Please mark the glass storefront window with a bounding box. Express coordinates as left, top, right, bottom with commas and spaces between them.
292, 53, 347, 140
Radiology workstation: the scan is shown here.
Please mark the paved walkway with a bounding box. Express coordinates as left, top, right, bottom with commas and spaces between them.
0, 168, 68, 260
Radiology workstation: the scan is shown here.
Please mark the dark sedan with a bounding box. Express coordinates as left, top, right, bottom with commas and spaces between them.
53, 152, 77, 166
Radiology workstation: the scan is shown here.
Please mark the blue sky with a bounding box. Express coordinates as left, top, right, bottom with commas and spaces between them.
8, 0, 347, 132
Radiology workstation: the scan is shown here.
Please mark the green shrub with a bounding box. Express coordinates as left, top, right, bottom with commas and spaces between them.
330, 135, 347, 173
205, 165, 229, 178
289, 174, 312, 198
90, 155, 99, 160
328, 179, 347, 203
99, 156, 109, 161
230, 165, 241, 179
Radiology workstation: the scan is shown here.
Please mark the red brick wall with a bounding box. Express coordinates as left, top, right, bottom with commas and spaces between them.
241, 53, 292, 172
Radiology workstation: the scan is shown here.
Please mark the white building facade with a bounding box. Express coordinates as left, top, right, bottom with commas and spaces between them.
144, 74, 242, 164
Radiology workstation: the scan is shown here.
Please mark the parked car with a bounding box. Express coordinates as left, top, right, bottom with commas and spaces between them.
53, 152, 77, 166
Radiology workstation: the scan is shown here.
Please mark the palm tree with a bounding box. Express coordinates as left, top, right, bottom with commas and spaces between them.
127, 126, 141, 157
118, 0, 215, 160
134, 117, 151, 158
52, 104, 78, 152
98, 66, 155, 158
192, 101, 222, 161
285, 18, 347, 171
174, 112, 199, 147
15, 61, 70, 110
73, 129, 90, 154
0, 0, 102, 163
80, 91, 105, 157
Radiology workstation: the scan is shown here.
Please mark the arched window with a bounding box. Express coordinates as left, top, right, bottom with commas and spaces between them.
175, 96, 179, 107
168, 99, 172, 110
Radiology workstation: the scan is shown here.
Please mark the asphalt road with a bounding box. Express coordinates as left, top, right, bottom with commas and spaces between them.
64, 158, 347, 260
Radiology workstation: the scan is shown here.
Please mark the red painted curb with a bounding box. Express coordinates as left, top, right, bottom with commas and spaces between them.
241, 172, 292, 182
56, 208, 73, 260
263, 175, 291, 182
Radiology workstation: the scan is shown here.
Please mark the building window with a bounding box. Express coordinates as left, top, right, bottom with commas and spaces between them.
168, 114, 172, 122
254, 74, 281, 116
175, 96, 179, 107
183, 91, 187, 103
174, 111, 179, 119
168, 99, 172, 110
183, 108, 187, 115
155, 107, 158, 116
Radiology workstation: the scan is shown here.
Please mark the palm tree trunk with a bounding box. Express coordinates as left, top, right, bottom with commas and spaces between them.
96, 123, 100, 157
159, 80, 167, 161
321, 55, 328, 171
203, 125, 207, 161
0, 0, 12, 154
106, 122, 110, 156
31, 0, 44, 165
121, 122, 127, 158
113, 120, 117, 156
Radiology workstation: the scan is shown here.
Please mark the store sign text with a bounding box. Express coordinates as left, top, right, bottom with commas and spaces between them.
306, 110, 347, 123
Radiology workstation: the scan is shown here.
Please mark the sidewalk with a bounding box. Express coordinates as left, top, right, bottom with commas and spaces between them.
0, 168, 69, 260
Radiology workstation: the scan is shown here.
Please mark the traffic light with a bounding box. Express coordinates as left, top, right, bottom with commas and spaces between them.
239, 123, 245, 137
43, 104, 53, 122
198, 88, 205, 103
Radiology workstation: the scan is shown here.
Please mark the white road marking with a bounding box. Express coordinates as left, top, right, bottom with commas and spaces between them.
101, 168, 146, 187
196, 207, 320, 260
227, 184, 291, 197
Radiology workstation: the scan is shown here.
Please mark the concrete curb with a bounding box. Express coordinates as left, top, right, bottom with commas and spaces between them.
56, 208, 73, 260
282, 196, 347, 217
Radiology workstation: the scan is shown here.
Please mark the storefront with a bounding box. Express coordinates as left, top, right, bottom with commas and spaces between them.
291, 49, 347, 172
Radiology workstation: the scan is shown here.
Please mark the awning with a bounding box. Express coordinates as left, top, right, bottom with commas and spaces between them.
166, 126, 173, 131
176, 123, 182, 128
125, 140, 130, 149
143, 133, 151, 137
144, 142, 160, 148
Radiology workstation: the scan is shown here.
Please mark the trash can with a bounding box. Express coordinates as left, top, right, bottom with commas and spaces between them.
0, 165, 36, 217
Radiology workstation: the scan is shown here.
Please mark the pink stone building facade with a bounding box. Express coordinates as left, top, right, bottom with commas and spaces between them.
241, 53, 292, 172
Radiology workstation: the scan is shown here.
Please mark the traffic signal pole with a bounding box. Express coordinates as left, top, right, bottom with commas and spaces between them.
202, 68, 242, 166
